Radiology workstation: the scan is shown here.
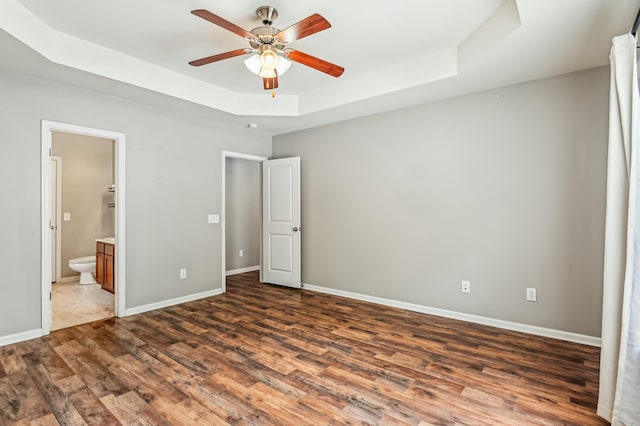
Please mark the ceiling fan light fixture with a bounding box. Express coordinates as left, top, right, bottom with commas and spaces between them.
244, 53, 291, 76
275, 56, 291, 75
244, 54, 261, 74
259, 68, 277, 78
260, 48, 279, 70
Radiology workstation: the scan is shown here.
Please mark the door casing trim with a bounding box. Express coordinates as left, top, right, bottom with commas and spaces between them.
41, 120, 126, 334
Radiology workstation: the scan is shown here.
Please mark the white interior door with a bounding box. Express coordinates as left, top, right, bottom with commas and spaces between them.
262, 157, 301, 288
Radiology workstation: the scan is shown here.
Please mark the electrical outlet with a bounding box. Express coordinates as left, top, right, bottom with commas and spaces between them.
180, 268, 187, 279
63, 212, 71, 221
239, 249, 244, 257
526, 288, 537, 302
461, 280, 471, 294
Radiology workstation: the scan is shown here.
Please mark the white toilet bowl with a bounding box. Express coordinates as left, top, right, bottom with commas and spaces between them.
68, 256, 96, 284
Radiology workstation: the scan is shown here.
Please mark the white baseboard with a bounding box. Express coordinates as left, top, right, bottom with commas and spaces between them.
303, 283, 601, 347
58, 276, 80, 283
226, 265, 260, 276
125, 288, 224, 316
0, 329, 44, 347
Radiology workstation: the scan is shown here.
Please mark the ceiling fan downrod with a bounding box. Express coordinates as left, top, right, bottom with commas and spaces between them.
256, 6, 278, 26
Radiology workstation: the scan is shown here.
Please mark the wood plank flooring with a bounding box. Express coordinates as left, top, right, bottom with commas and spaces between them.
1, 271, 606, 425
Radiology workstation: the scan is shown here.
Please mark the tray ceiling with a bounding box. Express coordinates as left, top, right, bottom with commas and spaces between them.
1, 0, 639, 134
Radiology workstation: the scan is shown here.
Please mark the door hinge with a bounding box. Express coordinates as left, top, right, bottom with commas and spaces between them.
49, 292, 52, 300
49, 148, 52, 157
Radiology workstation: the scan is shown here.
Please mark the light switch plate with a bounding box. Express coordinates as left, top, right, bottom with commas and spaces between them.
208, 214, 220, 224
63, 212, 71, 222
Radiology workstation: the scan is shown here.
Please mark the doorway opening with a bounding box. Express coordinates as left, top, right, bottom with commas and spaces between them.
51, 132, 114, 330
221, 151, 267, 292
41, 121, 126, 334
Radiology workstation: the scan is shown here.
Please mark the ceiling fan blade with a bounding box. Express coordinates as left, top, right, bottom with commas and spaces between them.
263, 75, 279, 90
191, 9, 255, 40
189, 49, 250, 67
276, 13, 331, 43
286, 50, 344, 77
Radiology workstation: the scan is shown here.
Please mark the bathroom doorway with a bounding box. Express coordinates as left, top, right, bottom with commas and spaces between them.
221, 151, 267, 292
41, 121, 126, 334
50, 132, 115, 330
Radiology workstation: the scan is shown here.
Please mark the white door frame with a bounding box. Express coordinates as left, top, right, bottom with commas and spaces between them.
41, 120, 127, 334
221, 151, 267, 293
51, 156, 62, 283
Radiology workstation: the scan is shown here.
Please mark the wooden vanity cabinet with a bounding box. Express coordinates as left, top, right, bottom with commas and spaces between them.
96, 241, 115, 293
96, 243, 104, 285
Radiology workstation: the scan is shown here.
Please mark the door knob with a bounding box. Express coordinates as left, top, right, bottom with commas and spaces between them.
292, 227, 298, 232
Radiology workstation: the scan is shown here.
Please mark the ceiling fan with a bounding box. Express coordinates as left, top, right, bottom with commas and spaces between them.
189, 6, 345, 91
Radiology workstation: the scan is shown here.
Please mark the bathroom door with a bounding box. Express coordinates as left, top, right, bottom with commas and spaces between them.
50, 157, 62, 283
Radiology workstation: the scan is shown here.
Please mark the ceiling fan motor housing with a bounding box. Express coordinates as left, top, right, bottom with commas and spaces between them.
249, 26, 284, 50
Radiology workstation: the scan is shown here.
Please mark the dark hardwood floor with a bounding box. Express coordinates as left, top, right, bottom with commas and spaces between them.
1, 271, 606, 425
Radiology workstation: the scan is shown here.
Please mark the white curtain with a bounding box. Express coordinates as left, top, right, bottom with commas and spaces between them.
598, 33, 640, 424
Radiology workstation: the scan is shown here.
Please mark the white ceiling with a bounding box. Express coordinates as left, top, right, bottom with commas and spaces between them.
1, 0, 639, 135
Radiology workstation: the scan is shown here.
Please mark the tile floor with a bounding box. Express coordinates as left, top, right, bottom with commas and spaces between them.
52, 279, 115, 330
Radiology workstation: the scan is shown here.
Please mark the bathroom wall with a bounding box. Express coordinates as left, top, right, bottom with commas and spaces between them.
225, 158, 261, 272
52, 132, 114, 278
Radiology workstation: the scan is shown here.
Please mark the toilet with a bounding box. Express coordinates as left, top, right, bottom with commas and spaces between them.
68, 256, 97, 284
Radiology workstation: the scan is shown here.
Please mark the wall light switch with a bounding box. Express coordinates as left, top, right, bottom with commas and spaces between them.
180, 268, 187, 280
63, 212, 71, 222
526, 288, 537, 302
208, 214, 220, 224
239, 249, 244, 257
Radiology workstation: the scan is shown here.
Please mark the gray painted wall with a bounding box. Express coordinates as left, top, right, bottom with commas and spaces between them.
52, 132, 114, 278
225, 158, 261, 271
273, 67, 609, 337
0, 69, 270, 337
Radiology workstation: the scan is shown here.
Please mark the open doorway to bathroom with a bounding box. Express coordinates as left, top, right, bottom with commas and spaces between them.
50, 131, 115, 330
41, 120, 126, 335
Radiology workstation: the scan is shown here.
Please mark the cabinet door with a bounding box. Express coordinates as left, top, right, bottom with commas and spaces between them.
104, 254, 114, 293
96, 251, 105, 285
